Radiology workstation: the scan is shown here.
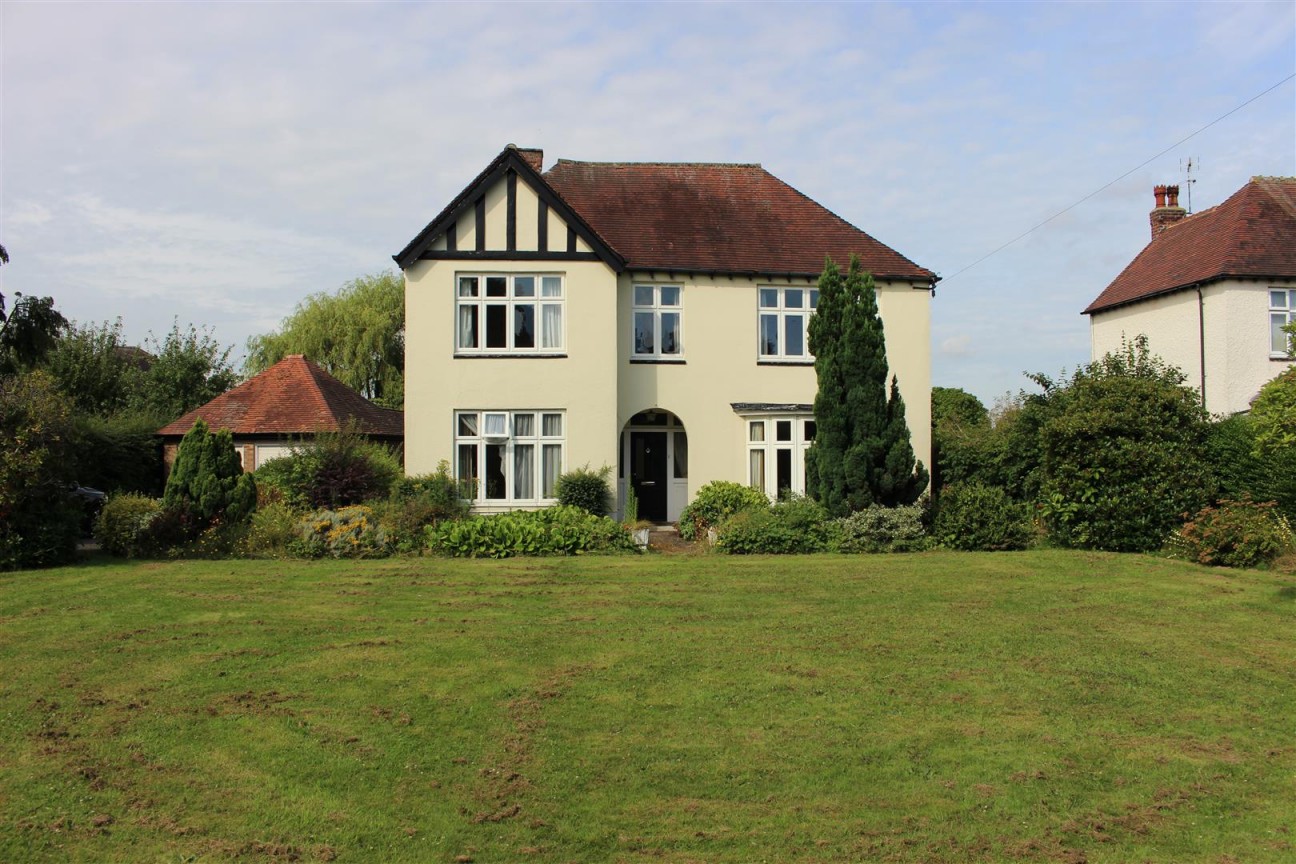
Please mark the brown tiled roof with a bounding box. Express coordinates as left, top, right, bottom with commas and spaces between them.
1085, 177, 1296, 315
157, 355, 404, 439
544, 160, 935, 281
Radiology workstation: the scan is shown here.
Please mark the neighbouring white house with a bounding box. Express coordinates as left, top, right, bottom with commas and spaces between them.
395, 145, 936, 521
1085, 178, 1296, 415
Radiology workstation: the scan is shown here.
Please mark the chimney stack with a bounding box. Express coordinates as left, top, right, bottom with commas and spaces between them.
1150, 184, 1187, 239
516, 148, 544, 172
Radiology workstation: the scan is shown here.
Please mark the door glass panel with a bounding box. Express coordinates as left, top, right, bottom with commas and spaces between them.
673, 431, 688, 479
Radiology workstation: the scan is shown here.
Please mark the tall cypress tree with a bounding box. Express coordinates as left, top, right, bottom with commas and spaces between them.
806, 255, 927, 516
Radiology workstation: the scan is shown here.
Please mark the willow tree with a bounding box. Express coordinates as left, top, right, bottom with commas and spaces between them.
805, 255, 927, 516
246, 271, 404, 408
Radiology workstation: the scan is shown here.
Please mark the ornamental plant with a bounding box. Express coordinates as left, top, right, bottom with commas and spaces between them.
163, 419, 257, 529
1169, 497, 1294, 569
677, 481, 769, 540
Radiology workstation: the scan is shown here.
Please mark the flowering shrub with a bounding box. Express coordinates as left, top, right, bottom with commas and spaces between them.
1168, 498, 1295, 569
294, 505, 388, 558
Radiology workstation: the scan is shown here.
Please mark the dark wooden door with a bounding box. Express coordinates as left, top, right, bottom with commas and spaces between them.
630, 431, 668, 522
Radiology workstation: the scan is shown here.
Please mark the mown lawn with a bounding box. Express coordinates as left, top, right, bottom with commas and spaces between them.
1, 551, 1293, 863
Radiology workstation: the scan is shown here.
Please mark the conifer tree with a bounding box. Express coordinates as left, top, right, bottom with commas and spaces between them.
163, 419, 256, 525
805, 255, 927, 515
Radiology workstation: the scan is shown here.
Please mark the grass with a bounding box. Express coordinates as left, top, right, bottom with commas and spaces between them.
1, 550, 1294, 863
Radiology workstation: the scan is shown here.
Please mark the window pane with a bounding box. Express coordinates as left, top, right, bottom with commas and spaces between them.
776, 448, 792, 496
514, 304, 535, 348
634, 311, 656, 354
542, 413, 563, 436
485, 304, 507, 348
1272, 290, 1288, 309
634, 285, 655, 306
661, 312, 681, 354
513, 276, 535, 297
542, 444, 562, 497
749, 449, 765, 490
673, 431, 688, 479
458, 413, 478, 436
486, 276, 507, 297
541, 304, 562, 349
759, 288, 778, 308
759, 314, 779, 355
458, 276, 479, 297
458, 305, 478, 349
776, 420, 792, 442
809, 290, 819, 309
1273, 313, 1290, 353
784, 315, 804, 356
514, 444, 535, 499
749, 421, 765, 442
541, 276, 562, 297
483, 412, 507, 436
785, 289, 803, 309
804, 420, 817, 441
484, 444, 506, 500
659, 285, 680, 306
457, 444, 478, 499
513, 413, 535, 436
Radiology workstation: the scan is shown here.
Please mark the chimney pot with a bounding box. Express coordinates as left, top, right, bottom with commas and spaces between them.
1149, 184, 1188, 239
1153, 185, 1168, 208
1166, 185, 1179, 207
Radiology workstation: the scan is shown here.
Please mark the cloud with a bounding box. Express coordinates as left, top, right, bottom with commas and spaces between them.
940, 335, 974, 357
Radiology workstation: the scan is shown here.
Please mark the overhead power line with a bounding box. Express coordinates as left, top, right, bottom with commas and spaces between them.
943, 72, 1296, 283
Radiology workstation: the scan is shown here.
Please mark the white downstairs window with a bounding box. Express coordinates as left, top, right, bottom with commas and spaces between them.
456, 410, 564, 504
457, 274, 564, 354
746, 415, 817, 499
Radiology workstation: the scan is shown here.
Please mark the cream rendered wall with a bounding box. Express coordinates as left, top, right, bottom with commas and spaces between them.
1090, 280, 1295, 415
616, 273, 932, 502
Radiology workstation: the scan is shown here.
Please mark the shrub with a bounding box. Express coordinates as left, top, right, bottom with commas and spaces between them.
295, 505, 388, 558
1250, 367, 1296, 456
253, 432, 401, 510
427, 506, 636, 558
241, 501, 301, 559
933, 482, 1033, 551
164, 419, 257, 527
1169, 498, 1295, 569
253, 452, 316, 509
714, 496, 835, 554
94, 493, 163, 558
136, 500, 204, 555
377, 462, 471, 553
623, 483, 639, 525
837, 505, 928, 553
1207, 413, 1296, 522
554, 465, 612, 517
678, 481, 769, 540
72, 413, 164, 496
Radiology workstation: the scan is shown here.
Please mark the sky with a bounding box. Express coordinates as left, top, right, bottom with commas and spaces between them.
2, 0, 1293, 407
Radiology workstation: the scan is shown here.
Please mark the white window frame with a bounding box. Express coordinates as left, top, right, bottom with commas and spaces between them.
1270, 288, 1296, 358
744, 414, 817, 500
455, 410, 565, 505
631, 284, 683, 359
456, 273, 564, 355
757, 285, 818, 361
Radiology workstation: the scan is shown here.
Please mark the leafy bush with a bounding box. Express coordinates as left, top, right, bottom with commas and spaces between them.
1168, 498, 1295, 569
933, 482, 1033, 551
72, 413, 164, 496
1250, 367, 1296, 456
164, 419, 257, 527
136, 501, 203, 555
554, 465, 612, 517
94, 493, 163, 558
837, 505, 928, 553
295, 505, 388, 558
678, 481, 770, 540
714, 496, 835, 554
241, 501, 301, 559
1206, 414, 1296, 522
427, 506, 636, 558
253, 432, 401, 510
377, 462, 470, 553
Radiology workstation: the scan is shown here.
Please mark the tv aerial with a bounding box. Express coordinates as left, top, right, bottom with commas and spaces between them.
1180, 157, 1199, 213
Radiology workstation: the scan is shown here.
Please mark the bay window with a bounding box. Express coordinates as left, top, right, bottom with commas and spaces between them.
457, 274, 564, 354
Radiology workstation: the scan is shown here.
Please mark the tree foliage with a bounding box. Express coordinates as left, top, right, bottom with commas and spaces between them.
1249, 367, 1296, 456
0, 293, 69, 375
163, 419, 256, 527
0, 371, 82, 569
137, 322, 237, 422
1036, 337, 1212, 552
245, 271, 404, 408
805, 255, 927, 516
45, 319, 136, 416
931, 387, 990, 493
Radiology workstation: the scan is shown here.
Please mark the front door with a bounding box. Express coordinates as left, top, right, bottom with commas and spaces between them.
630, 431, 668, 522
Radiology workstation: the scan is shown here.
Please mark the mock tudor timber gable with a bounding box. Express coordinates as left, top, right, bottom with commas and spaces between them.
398, 145, 936, 521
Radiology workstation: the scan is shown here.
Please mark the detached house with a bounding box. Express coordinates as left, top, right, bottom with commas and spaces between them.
396, 145, 936, 521
1085, 178, 1296, 415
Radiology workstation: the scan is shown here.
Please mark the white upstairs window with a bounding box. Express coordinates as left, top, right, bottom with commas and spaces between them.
758, 286, 818, 361
457, 274, 564, 355
632, 284, 683, 359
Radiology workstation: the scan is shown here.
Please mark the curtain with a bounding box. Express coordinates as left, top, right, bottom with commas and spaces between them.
514, 444, 535, 500
458, 305, 477, 349
542, 304, 562, 349
542, 444, 562, 498
749, 449, 765, 490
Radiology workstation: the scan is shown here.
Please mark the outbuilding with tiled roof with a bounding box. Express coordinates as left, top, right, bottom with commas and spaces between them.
1086, 178, 1296, 414
158, 355, 403, 475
